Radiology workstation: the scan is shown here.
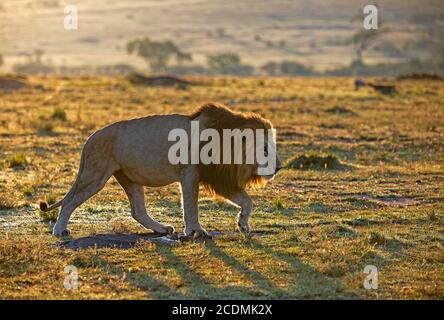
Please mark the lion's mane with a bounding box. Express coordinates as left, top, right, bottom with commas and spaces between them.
189, 103, 270, 198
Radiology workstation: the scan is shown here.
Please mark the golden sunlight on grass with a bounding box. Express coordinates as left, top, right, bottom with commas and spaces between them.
0, 76, 443, 299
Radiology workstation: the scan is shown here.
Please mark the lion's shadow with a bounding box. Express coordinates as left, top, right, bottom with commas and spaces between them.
71, 232, 359, 299
61, 232, 179, 250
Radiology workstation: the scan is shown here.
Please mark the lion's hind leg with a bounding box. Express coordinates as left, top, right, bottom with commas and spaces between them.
52, 158, 118, 237
114, 170, 174, 235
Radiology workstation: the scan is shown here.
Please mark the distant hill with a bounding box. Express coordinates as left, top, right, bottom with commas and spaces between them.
0, 0, 443, 73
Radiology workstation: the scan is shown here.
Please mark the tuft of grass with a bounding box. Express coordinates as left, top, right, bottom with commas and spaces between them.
271, 197, 284, 210
287, 154, 347, 171
0, 193, 15, 210
51, 107, 67, 121
325, 224, 358, 239
46, 194, 57, 206
38, 120, 55, 134
306, 201, 332, 214
22, 186, 35, 197
427, 211, 438, 221
38, 194, 59, 222
39, 210, 58, 223
367, 231, 388, 245
111, 220, 134, 233
6, 153, 27, 168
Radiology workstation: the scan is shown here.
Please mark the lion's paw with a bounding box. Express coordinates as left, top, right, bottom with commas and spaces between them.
237, 221, 251, 235
53, 228, 70, 237
192, 229, 212, 242
181, 228, 212, 243
156, 225, 175, 235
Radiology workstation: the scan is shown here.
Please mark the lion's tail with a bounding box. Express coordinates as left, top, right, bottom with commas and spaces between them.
39, 200, 63, 212
39, 173, 82, 212
39, 177, 80, 212
39, 139, 89, 213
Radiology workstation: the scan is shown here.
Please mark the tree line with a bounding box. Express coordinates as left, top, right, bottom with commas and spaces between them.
126, 37, 317, 76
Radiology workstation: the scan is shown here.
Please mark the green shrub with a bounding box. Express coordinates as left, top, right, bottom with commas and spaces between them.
272, 197, 284, 210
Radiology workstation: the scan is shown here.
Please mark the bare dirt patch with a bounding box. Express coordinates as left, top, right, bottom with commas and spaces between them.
0, 77, 28, 92
126, 73, 191, 88
360, 195, 419, 207
341, 193, 420, 207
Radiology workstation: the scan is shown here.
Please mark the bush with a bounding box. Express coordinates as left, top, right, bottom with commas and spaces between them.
51, 107, 67, 121
39, 210, 58, 223
287, 154, 347, 171
7, 153, 27, 168
260, 61, 317, 76
367, 232, 388, 245
37, 120, 55, 134
280, 61, 316, 75
271, 197, 284, 210
0, 193, 15, 210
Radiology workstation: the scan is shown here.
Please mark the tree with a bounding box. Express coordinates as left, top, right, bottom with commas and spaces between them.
261, 62, 279, 76
34, 49, 44, 64
407, 14, 444, 66
348, 29, 385, 63
206, 53, 253, 76
261, 61, 316, 76
347, 9, 387, 64
280, 61, 315, 76
127, 38, 192, 72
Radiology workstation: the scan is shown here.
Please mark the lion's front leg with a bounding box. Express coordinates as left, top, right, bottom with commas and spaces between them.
229, 190, 253, 234
180, 165, 210, 240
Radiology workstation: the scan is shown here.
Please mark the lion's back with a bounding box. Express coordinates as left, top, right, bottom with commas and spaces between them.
105, 114, 191, 186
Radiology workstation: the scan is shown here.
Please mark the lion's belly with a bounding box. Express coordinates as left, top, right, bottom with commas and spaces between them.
121, 165, 180, 187
112, 114, 189, 187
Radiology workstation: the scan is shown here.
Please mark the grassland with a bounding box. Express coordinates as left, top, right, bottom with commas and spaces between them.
0, 76, 443, 299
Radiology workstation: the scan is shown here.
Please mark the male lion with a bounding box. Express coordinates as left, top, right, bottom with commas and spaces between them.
40, 103, 282, 239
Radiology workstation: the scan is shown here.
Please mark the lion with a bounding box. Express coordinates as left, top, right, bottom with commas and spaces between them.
40, 103, 282, 239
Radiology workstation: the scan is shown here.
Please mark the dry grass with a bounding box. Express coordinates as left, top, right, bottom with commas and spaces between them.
0, 76, 443, 299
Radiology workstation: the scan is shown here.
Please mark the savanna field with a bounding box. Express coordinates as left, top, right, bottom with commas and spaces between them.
0, 76, 443, 299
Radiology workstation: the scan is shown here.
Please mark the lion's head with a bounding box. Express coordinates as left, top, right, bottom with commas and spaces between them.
189, 103, 282, 198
